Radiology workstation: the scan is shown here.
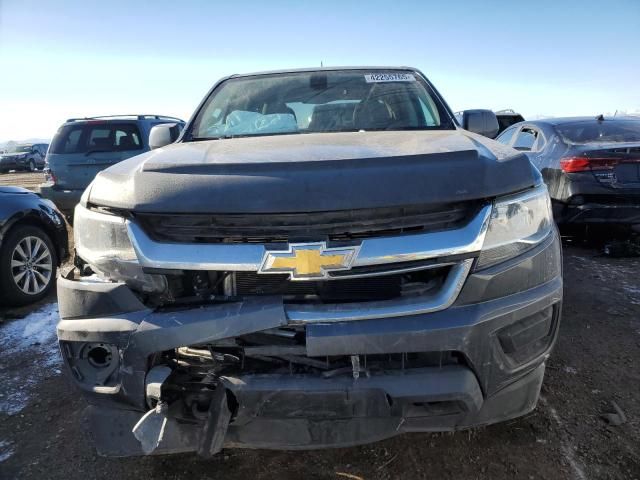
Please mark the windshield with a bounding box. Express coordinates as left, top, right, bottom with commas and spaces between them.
557, 120, 640, 144
190, 70, 453, 140
8, 145, 32, 153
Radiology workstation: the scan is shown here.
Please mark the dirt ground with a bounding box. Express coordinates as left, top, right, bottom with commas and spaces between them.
0, 173, 639, 480
0, 171, 46, 192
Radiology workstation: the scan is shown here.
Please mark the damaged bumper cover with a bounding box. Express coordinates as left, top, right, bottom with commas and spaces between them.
57, 231, 562, 456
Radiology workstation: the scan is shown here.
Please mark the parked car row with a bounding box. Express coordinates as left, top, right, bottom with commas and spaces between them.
11, 110, 638, 235
0, 115, 184, 306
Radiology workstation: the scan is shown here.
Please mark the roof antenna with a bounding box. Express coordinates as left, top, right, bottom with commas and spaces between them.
596, 114, 605, 122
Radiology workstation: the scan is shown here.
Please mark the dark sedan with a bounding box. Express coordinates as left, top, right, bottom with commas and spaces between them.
496, 116, 640, 228
0, 186, 68, 306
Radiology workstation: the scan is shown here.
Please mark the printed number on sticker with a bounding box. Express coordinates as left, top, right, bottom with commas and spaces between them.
364, 73, 416, 83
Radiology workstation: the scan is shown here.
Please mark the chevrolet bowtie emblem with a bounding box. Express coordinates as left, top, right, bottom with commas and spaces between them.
258, 243, 359, 280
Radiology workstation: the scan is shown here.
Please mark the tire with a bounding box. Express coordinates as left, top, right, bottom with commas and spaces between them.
28, 159, 36, 172
0, 225, 57, 306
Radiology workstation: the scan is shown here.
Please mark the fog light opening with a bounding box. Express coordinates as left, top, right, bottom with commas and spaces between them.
87, 345, 112, 368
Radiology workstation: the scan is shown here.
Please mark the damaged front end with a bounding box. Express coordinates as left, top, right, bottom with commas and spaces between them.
57, 184, 562, 457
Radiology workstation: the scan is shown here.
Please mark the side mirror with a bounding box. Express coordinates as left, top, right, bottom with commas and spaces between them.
149, 123, 183, 150
459, 109, 499, 138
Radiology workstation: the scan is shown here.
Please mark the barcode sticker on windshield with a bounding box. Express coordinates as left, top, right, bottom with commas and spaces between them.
364, 73, 416, 83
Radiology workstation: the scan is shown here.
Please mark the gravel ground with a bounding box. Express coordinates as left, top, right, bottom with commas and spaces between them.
0, 173, 638, 479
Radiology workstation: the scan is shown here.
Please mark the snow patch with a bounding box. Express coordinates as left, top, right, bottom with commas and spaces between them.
622, 283, 640, 305
0, 440, 14, 463
0, 303, 61, 415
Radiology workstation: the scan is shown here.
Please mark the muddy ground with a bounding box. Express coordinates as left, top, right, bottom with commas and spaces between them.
0, 173, 639, 479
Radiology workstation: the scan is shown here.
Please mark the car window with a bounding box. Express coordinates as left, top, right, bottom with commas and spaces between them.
50, 123, 143, 154
190, 70, 454, 140
88, 128, 111, 149
12, 145, 32, 153
513, 127, 539, 151
51, 126, 84, 154
556, 120, 640, 144
495, 126, 517, 145
115, 126, 141, 149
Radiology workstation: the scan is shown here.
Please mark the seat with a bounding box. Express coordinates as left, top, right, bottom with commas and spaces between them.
118, 136, 135, 150
90, 138, 111, 149
354, 99, 393, 130
308, 104, 345, 132
264, 102, 297, 121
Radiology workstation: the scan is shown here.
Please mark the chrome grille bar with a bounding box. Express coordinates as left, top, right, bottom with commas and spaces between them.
126, 205, 491, 272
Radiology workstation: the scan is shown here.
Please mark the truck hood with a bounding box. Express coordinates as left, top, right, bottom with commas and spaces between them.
88, 130, 538, 213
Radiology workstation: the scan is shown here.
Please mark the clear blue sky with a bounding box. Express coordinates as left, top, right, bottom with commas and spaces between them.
1, 0, 639, 140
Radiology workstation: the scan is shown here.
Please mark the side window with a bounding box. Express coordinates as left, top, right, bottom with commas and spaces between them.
114, 125, 142, 150
496, 126, 517, 145
513, 127, 538, 151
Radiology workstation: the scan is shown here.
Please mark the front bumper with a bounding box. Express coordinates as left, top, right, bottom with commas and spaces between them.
38, 184, 83, 217
57, 231, 562, 456
85, 362, 546, 456
0, 158, 21, 170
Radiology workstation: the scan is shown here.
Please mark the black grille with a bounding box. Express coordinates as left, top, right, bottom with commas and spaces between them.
135, 202, 482, 244
232, 267, 447, 303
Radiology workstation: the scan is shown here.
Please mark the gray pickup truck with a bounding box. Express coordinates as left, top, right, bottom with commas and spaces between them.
57, 67, 563, 457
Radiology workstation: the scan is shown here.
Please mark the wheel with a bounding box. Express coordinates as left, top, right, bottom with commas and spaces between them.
28, 159, 36, 172
0, 225, 57, 306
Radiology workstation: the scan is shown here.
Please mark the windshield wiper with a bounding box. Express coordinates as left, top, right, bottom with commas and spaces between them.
190, 131, 301, 141
189, 136, 224, 142
356, 126, 439, 132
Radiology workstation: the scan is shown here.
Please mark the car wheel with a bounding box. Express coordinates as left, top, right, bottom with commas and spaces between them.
0, 225, 57, 306
28, 159, 36, 172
